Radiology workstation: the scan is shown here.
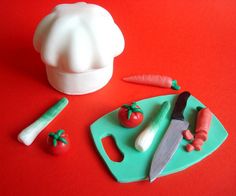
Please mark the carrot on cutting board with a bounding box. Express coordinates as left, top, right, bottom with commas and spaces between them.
186, 144, 195, 152
182, 130, 194, 141
185, 106, 213, 152
123, 74, 181, 90
195, 107, 212, 135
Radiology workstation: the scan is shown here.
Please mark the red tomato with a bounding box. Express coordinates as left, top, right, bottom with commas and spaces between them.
47, 130, 70, 155
118, 102, 144, 128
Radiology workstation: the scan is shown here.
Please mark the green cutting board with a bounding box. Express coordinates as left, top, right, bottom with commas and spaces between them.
90, 94, 228, 183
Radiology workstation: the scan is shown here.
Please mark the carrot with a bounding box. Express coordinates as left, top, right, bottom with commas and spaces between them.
185, 107, 213, 152
182, 129, 194, 141
192, 138, 204, 151
195, 107, 212, 134
123, 74, 180, 90
185, 144, 195, 152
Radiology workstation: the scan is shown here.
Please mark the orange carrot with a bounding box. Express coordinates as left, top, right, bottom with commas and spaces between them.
186, 107, 213, 152
123, 74, 180, 90
182, 130, 194, 141
195, 107, 212, 135
186, 144, 195, 152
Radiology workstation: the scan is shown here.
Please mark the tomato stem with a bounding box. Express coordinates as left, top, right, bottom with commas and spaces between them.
122, 102, 143, 120
48, 130, 68, 147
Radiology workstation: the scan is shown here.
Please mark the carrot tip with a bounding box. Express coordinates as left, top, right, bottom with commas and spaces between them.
171, 80, 181, 90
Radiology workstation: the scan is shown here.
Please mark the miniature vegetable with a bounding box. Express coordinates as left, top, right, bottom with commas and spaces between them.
135, 101, 170, 152
118, 102, 144, 128
185, 144, 195, 152
182, 130, 194, 141
195, 107, 212, 136
185, 107, 213, 152
47, 130, 70, 155
18, 97, 69, 146
123, 74, 180, 90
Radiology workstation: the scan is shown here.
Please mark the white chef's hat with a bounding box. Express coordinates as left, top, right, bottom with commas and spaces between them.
33, 2, 125, 95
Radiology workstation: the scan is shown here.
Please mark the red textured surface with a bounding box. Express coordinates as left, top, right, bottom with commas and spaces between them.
0, 0, 236, 195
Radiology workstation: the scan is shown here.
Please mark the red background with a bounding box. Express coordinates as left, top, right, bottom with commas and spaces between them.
1, 0, 236, 195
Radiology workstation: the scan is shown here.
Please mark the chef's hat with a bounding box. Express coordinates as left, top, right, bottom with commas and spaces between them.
33, 2, 125, 95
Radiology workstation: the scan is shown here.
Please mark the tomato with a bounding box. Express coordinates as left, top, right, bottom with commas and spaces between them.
47, 130, 70, 155
118, 102, 144, 128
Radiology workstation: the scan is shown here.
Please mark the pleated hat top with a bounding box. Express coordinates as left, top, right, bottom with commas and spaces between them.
33, 2, 125, 95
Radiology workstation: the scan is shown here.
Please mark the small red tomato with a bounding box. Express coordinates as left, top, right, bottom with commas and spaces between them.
118, 102, 144, 128
47, 130, 70, 155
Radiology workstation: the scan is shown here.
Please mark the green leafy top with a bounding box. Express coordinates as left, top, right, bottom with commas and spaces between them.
48, 130, 68, 147
171, 80, 181, 90
122, 102, 143, 120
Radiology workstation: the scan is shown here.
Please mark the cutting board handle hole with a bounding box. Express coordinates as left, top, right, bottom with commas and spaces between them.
102, 136, 124, 162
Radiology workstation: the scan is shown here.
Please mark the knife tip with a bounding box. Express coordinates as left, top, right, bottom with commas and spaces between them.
148, 175, 157, 183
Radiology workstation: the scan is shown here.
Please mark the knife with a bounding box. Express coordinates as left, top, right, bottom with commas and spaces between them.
149, 91, 191, 182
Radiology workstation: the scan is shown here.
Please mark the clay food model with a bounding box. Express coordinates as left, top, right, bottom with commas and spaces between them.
118, 102, 144, 128
18, 98, 68, 146
90, 94, 228, 183
135, 101, 170, 152
47, 130, 70, 155
186, 107, 213, 152
33, 2, 125, 95
123, 74, 181, 90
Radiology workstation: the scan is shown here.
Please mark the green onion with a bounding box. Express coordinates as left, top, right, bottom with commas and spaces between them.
18, 97, 69, 146
135, 101, 170, 152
